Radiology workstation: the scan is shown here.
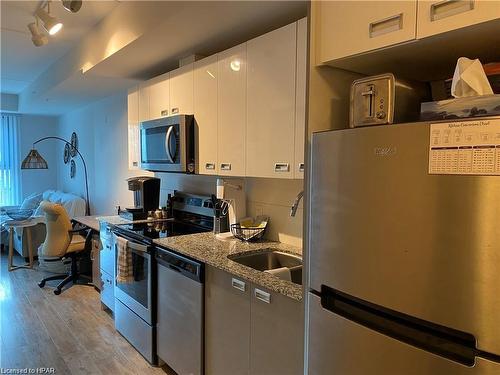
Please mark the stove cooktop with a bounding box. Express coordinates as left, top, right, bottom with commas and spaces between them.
114, 219, 211, 242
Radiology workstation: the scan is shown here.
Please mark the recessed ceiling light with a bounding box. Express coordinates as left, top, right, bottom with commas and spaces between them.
35, 6, 63, 35
27, 22, 48, 47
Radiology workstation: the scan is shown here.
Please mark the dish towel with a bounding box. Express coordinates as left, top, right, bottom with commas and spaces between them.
114, 234, 133, 283
265, 267, 291, 282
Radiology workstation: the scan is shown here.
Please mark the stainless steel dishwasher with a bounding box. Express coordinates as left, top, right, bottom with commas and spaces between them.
156, 246, 204, 375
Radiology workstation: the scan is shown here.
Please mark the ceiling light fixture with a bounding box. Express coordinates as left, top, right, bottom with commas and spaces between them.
62, 0, 82, 13
27, 21, 48, 47
35, 1, 63, 36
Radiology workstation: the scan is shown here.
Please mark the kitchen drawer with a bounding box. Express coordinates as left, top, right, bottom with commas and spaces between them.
99, 237, 114, 277
100, 269, 114, 311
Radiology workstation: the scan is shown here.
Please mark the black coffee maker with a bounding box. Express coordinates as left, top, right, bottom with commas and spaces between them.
120, 176, 160, 220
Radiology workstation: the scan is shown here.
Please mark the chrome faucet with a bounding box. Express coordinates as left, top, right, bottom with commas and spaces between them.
290, 190, 304, 217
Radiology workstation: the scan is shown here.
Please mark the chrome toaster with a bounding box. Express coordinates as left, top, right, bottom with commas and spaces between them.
349, 73, 430, 128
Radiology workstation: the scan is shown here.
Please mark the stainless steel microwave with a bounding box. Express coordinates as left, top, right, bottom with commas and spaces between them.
140, 115, 195, 173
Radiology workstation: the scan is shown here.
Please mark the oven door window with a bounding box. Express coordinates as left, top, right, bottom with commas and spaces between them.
141, 124, 179, 164
116, 248, 150, 309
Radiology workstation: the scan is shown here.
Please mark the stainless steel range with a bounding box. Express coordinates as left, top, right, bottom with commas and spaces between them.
111, 192, 214, 365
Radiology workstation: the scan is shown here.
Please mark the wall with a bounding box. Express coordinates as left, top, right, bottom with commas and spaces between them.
57, 93, 150, 215
1, 93, 18, 112
157, 173, 303, 248
19, 114, 59, 198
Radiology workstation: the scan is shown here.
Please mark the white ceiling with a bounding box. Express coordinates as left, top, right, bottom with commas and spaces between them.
1, 1, 307, 115
0, 0, 118, 94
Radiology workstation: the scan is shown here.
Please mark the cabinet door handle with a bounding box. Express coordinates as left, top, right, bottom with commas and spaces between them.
161, 109, 168, 116
430, 0, 474, 21
172, 107, 179, 114
369, 13, 403, 38
231, 278, 246, 292
254, 288, 271, 304
298, 163, 305, 172
221, 163, 232, 171
205, 163, 216, 170
274, 163, 290, 172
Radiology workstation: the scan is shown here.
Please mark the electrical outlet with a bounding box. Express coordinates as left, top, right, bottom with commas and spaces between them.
255, 204, 264, 217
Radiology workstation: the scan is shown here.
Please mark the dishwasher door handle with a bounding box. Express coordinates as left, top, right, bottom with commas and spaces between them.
169, 264, 182, 273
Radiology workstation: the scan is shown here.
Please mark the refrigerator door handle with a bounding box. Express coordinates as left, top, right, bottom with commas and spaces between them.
319, 285, 478, 367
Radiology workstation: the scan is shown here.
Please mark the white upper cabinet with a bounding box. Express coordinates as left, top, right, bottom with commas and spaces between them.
417, 0, 500, 38
127, 87, 141, 170
294, 17, 307, 179
217, 43, 247, 177
246, 23, 297, 179
317, 1, 417, 63
148, 72, 170, 120
194, 55, 219, 175
138, 83, 150, 123
169, 63, 194, 115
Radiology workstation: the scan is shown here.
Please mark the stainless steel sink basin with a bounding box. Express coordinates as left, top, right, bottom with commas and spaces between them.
228, 249, 302, 285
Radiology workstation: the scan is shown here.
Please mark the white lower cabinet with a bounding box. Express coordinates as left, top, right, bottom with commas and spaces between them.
205, 266, 304, 375
250, 285, 304, 375
205, 266, 250, 375
99, 225, 115, 312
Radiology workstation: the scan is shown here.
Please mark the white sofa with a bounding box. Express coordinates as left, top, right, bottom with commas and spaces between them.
1, 190, 86, 258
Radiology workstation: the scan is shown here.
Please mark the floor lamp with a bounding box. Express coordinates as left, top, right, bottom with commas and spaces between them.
21, 136, 90, 216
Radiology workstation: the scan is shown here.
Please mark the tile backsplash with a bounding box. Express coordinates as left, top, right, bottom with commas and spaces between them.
156, 173, 303, 249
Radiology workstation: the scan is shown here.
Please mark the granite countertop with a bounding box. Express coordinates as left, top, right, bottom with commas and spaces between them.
153, 232, 303, 301
96, 215, 132, 225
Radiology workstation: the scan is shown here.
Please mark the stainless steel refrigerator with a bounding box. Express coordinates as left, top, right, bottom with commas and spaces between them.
307, 117, 500, 374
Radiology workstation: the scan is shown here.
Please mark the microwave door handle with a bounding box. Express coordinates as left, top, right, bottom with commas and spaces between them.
165, 126, 175, 163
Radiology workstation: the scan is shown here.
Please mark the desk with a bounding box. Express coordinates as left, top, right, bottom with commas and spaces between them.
2, 218, 44, 271
73, 215, 101, 232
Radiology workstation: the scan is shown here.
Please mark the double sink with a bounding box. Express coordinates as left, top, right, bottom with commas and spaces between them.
228, 249, 302, 285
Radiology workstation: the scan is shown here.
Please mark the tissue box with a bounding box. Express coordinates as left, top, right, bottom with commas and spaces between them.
420, 94, 500, 121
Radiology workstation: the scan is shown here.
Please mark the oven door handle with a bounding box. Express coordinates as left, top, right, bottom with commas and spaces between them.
165, 126, 175, 163
113, 232, 150, 253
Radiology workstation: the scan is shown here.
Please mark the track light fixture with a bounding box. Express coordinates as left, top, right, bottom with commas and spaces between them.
29, 0, 83, 47
35, 1, 63, 36
27, 21, 49, 47
62, 0, 82, 13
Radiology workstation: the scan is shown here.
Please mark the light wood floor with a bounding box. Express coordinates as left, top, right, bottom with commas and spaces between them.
0, 251, 167, 374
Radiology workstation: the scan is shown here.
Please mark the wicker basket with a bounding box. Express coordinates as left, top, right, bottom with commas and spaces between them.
231, 224, 266, 242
